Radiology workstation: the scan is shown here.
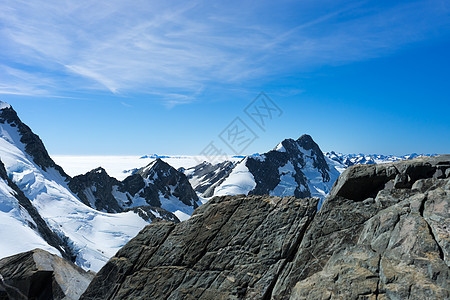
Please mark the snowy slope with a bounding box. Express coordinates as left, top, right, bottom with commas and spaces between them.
0, 174, 61, 259
213, 157, 256, 196
0, 102, 148, 271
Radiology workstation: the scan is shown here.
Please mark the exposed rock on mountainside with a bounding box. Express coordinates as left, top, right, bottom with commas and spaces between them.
68, 159, 199, 221
0, 103, 69, 177
136, 158, 199, 208
69, 167, 123, 213
0, 249, 94, 300
81, 155, 449, 299
182, 160, 236, 196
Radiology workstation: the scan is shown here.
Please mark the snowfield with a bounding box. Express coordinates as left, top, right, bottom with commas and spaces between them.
213, 157, 256, 196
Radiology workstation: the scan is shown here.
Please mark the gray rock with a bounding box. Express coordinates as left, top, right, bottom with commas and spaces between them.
276, 155, 450, 299
0, 249, 94, 300
183, 161, 236, 195
80, 195, 318, 300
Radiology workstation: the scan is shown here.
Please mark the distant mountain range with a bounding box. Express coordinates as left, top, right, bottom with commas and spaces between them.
324, 151, 435, 167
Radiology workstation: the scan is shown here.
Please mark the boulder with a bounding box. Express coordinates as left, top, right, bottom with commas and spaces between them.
0, 249, 94, 300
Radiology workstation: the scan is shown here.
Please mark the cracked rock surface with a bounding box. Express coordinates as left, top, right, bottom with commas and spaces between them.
81, 155, 449, 300
80, 195, 318, 300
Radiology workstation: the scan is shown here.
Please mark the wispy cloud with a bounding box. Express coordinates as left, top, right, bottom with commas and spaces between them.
0, 0, 449, 103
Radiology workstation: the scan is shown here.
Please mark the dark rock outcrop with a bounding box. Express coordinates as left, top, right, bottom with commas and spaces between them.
124, 205, 179, 223
80, 195, 319, 300
246, 135, 333, 200
136, 159, 199, 208
67, 159, 198, 219
273, 155, 450, 299
189, 134, 339, 205
0, 249, 94, 300
69, 167, 123, 213
81, 155, 449, 300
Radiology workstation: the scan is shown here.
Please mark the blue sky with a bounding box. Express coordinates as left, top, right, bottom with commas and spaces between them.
0, 0, 449, 155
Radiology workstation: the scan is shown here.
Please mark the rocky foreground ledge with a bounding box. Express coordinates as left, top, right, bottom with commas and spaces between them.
80, 155, 449, 300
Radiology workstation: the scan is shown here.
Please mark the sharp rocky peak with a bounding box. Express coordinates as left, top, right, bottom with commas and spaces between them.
0, 102, 69, 177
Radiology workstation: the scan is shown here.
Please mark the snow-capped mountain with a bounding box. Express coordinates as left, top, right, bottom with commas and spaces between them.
68, 158, 201, 222
182, 160, 237, 197
0, 101, 151, 271
186, 134, 342, 208
325, 151, 434, 167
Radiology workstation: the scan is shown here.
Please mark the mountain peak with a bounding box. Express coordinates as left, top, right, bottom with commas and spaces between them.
296, 134, 316, 146
0, 101, 11, 110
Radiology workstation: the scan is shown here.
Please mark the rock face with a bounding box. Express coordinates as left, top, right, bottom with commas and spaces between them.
0, 103, 69, 177
80, 195, 319, 300
0, 249, 94, 300
136, 159, 199, 208
272, 155, 450, 299
81, 155, 449, 300
69, 167, 123, 213
0, 101, 153, 271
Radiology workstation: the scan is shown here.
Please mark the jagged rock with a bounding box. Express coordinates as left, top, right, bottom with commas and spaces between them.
0, 249, 94, 300
183, 160, 236, 196
80, 195, 319, 300
69, 167, 123, 213
124, 205, 180, 223
194, 134, 341, 208
136, 158, 199, 208
68, 158, 199, 219
0, 104, 69, 177
80, 155, 449, 300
